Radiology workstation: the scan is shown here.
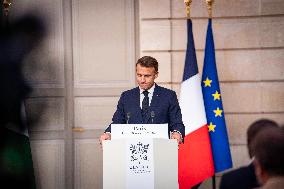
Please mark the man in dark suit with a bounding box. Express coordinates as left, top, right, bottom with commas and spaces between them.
219, 119, 279, 189
100, 56, 185, 144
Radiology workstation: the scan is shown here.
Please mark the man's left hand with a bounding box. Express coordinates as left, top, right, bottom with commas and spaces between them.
171, 132, 182, 144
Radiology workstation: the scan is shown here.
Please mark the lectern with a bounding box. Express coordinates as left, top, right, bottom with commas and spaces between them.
103, 124, 178, 189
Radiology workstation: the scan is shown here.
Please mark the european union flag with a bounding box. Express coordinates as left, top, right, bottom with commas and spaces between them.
201, 19, 233, 172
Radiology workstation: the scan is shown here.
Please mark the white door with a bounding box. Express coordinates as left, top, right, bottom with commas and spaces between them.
11, 0, 137, 188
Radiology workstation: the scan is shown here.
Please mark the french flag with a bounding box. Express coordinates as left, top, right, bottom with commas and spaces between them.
178, 19, 214, 189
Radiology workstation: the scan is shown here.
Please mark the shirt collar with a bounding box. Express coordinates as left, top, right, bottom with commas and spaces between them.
139, 83, 155, 95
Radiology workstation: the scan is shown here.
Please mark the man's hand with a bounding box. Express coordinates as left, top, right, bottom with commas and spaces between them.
171, 132, 182, 144
99, 132, 111, 146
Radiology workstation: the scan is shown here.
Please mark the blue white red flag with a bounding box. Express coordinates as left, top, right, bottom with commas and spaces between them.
178, 19, 214, 189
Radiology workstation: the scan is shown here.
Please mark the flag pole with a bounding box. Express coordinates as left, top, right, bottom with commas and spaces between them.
3, 0, 12, 16
205, 1, 215, 189
212, 175, 216, 189
2, 0, 11, 28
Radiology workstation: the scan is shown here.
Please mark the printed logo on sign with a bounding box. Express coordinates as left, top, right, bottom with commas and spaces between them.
129, 142, 151, 174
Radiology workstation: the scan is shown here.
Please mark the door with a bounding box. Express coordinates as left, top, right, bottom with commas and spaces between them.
10, 0, 137, 188
72, 0, 136, 188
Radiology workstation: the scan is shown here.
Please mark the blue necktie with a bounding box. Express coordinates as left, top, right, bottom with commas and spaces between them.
142, 90, 149, 123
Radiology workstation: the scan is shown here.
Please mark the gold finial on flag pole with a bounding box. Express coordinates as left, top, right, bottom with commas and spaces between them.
206, 0, 214, 18
3, 0, 12, 16
184, 0, 192, 18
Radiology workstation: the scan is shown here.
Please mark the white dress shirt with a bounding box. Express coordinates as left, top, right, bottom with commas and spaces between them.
139, 84, 155, 109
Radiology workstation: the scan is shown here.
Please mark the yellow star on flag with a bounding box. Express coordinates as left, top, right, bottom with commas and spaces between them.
212, 90, 221, 100
213, 107, 223, 117
203, 77, 212, 87
208, 122, 216, 132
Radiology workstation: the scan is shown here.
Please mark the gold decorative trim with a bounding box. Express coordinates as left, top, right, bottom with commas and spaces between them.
72, 127, 85, 132
206, 0, 214, 18
3, 0, 12, 16
184, 0, 192, 18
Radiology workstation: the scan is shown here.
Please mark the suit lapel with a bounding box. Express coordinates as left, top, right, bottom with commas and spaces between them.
133, 87, 143, 123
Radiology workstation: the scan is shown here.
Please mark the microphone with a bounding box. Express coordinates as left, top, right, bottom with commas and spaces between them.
126, 112, 131, 124
150, 111, 155, 123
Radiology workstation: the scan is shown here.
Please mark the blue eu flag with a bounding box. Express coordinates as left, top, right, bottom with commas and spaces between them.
201, 19, 233, 172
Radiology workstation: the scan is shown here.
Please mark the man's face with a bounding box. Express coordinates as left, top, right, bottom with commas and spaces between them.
136, 64, 158, 90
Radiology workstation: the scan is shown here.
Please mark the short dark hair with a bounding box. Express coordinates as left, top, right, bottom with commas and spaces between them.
247, 119, 278, 158
252, 127, 284, 176
136, 56, 158, 73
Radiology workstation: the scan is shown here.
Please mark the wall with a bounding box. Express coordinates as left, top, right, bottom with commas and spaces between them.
139, 0, 284, 188
7, 0, 284, 188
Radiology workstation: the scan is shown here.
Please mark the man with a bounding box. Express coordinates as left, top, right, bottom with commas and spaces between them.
100, 56, 185, 144
219, 119, 279, 189
252, 126, 284, 189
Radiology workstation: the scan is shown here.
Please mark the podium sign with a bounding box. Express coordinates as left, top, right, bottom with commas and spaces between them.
103, 124, 178, 189
111, 124, 169, 139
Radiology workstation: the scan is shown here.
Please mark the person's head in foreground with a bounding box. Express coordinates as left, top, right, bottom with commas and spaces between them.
252, 126, 284, 186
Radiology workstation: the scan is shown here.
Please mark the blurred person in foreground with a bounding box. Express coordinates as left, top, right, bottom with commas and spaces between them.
219, 119, 279, 189
0, 10, 46, 189
252, 126, 284, 189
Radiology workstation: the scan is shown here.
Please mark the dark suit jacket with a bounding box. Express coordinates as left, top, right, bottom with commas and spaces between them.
105, 85, 185, 138
219, 163, 259, 189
